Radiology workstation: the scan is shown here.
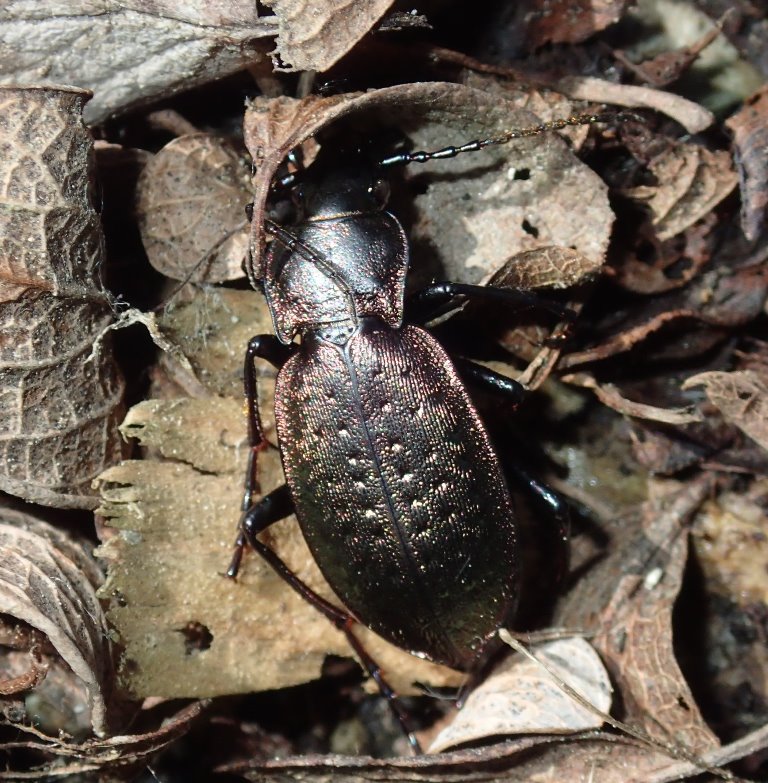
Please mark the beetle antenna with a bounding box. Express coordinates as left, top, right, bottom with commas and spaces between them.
378, 112, 620, 168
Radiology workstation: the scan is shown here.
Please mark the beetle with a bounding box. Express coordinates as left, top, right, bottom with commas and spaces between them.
227, 112, 602, 751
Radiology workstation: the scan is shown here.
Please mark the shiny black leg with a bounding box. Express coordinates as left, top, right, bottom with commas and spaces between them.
452, 358, 526, 407
408, 281, 575, 323
227, 335, 296, 578
241, 505, 422, 752
505, 463, 571, 590
226, 485, 294, 578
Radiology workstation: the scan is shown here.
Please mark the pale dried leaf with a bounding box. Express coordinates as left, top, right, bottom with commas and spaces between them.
682, 369, 768, 451
0, 2, 275, 124
266, 0, 395, 72
158, 287, 275, 401
625, 143, 737, 239
557, 76, 714, 133
429, 638, 612, 752
0, 508, 111, 736
137, 134, 252, 283
97, 289, 459, 701
0, 85, 125, 509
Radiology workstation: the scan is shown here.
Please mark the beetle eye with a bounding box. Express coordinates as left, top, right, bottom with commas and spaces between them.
368, 178, 390, 206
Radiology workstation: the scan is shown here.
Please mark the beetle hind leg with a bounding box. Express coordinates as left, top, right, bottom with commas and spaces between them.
242, 524, 424, 753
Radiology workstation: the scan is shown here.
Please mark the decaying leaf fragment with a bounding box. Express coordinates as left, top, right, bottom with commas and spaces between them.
560, 262, 768, 369
266, 0, 395, 72
624, 141, 737, 240
564, 476, 720, 753
0, 4, 275, 124
683, 369, 768, 452
96, 288, 459, 702
429, 637, 612, 752
525, 0, 629, 46
137, 134, 252, 283
0, 507, 112, 737
691, 481, 768, 742
726, 83, 768, 241
1, 699, 208, 779
0, 86, 125, 508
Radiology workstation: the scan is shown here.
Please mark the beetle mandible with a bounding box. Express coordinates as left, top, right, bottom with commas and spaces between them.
228, 110, 603, 751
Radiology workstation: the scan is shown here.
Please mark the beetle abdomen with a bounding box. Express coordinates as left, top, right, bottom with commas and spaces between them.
275, 323, 518, 670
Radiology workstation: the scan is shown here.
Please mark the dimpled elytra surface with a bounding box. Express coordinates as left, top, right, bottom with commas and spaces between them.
275, 323, 518, 669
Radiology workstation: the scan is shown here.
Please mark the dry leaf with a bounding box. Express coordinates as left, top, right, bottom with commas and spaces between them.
266, 0, 395, 72
691, 481, 768, 742
489, 246, 603, 291
614, 214, 716, 294
612, 15, 726, 88
244, 82, 613, 288
563, 373, 702, 425
682, 369, 768, 452
560, 263, 768, 369
96, 288, 459, 701
525, 0, 629, 46
429, 637, 612, 752
557, 76, 714, 133
725, 83, 768, 241
566, 476, 719, 752
624, 143, 737, 240
0, 699, 208, 779
137, 134, 252, 283
0, 507, 112, 737
0, 4, 275, 123
223, 726, 767, 782
0, 85, 125, 509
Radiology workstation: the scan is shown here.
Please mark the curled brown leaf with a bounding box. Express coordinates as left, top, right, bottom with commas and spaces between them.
0, 507, 112, 737
725, 84, 768, 241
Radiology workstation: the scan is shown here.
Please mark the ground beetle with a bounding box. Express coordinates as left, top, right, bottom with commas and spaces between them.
228, 111, 604, 751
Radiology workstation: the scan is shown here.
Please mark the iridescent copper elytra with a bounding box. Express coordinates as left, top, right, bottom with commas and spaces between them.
227, 113, 603, 751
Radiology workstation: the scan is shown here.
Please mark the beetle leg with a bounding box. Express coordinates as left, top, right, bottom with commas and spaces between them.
505, 464, 571, 590
451, 358, 526, 407
408, 281, 575, 323
231, 335, 297, 575
226, 484, 294, 578
242, 521, 423, 753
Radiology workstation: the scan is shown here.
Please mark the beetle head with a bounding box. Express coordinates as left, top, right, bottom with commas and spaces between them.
293, 141, 391, 221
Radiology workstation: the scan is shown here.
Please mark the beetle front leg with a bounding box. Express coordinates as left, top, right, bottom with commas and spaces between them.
229, 335, 297, 577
